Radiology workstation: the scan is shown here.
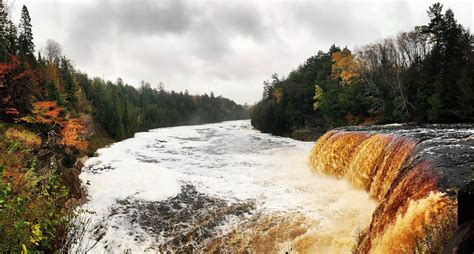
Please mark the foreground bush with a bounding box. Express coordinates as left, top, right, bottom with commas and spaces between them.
0, 129, 70, 252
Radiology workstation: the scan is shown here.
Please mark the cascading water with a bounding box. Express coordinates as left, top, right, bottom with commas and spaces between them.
309, 124, 474, 253
74, 120, 473, 253
74, 120, 376, 253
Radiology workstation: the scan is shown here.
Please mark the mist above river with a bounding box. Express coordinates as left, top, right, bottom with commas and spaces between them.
76, 120, 375, 253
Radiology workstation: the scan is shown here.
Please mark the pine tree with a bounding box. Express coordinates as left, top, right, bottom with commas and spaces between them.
59, 57, 77, 109
458, 70, 474, 121
426, 4, 444, 44
5, 20, 17, 55
0, 0, 9, 60
18, 5, 34, 59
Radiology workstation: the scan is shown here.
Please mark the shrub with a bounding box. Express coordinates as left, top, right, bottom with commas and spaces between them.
0, 135, 70, 252
5, 127, 41, 148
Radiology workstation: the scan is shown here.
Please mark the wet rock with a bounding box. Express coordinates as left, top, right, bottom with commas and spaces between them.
111, 185, 256, 252
291, 129, 325, 142
336, 123, 474, 194
443, 220, 474, 254
458, 181, 474, 226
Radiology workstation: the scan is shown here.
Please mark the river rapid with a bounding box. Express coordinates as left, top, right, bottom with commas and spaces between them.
76, 120, 375, 253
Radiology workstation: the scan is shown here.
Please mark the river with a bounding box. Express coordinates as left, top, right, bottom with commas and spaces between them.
75, 120, 375, 253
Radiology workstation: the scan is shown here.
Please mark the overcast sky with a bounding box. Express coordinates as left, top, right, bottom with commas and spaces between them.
8, 0, 474, 104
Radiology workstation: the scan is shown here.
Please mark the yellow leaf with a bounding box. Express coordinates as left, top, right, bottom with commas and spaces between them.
331, 49, 360, 85
21, 244, 28, 254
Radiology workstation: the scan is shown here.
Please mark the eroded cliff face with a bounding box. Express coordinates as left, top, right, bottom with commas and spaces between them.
309, 124, 474, 253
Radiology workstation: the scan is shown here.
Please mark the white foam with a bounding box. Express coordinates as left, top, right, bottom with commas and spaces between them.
81, 160, 180, 214
76, 120, 376, 253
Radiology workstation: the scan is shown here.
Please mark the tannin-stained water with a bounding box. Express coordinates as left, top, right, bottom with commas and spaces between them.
76, 120, 376, 253
308, 127, 474, 253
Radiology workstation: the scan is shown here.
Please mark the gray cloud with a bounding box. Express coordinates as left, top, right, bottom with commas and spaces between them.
71, 0, 193, 38
61, 0, 272, 65
10, 0, 474, 104
290, 2, 382, 44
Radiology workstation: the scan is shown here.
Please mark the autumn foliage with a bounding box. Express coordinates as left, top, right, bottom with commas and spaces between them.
60, 118, 87, 151
331, 49, 361, 85
21, 101, 62, 125
252, 3, 474, 137
0, 130, 70, 252
20, 101, 87, 151
4, 128, 41, 148
0, 56, 33, 119
273, 88, 283, 104
0, 4, 91, 252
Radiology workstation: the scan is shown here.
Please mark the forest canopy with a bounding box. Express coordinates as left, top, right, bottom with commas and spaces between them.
0, 3, 248, 140
251, 3, 474, 136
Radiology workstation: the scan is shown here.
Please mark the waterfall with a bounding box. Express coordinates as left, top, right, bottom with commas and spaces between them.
308, 127, 473, 253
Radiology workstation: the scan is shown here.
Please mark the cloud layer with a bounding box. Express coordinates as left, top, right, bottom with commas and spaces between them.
10, 0, 474, 104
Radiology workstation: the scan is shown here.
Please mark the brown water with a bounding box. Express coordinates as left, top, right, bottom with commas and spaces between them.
76, 120, 376, 253
308, 126, 474, 253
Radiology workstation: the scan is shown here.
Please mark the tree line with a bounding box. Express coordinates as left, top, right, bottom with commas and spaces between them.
81, 78, 248, 140
251, 3, 474, 136
0, 3, 248, 140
